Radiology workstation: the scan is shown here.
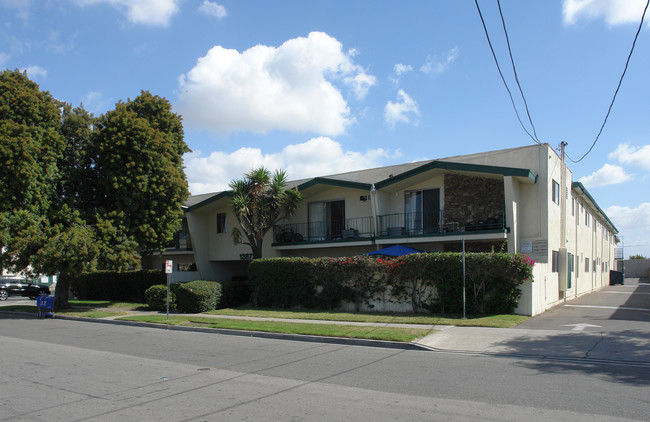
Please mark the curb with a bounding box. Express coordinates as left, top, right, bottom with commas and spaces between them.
0, 310, 429, 351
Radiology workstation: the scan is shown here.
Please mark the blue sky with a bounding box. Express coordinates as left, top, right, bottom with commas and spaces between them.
2, 0, 649, 258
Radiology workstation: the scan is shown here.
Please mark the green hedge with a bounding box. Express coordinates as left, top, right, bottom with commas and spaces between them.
248, 253, 534, 315
175, 280, 222, 313
144, 284, 177, 311
218, 280, 252, 308
71, 270, 166, 302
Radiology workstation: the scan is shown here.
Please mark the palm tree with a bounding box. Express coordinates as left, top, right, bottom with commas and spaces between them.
229, 167, 303, 259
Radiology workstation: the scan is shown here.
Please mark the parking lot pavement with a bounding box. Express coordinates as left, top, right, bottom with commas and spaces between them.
0, 296, 38, 307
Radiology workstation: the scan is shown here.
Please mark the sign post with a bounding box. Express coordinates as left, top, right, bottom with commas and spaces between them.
165, 260, 173, 321
462, 237, 466, 320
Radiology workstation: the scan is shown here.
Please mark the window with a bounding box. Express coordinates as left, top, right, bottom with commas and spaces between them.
593, 260, 597, 272
308, 200, 345, 240
404, 189, 440, 234
585, 258, 590, 273
552, 250, 559, 272
585, 211, 590, 227
216, 213, 226, 233
552, 180, 560, 205
572, 197, 575, 216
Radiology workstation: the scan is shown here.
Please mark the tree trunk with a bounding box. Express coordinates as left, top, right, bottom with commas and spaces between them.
251, 237, 264, 260
54, 273, 70, 310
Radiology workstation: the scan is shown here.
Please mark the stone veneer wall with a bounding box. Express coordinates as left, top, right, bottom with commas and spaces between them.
444, 174, 504, 227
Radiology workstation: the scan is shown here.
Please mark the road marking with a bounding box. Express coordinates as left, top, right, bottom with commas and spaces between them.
562, 323, 602, 331
565, 304, 650, 312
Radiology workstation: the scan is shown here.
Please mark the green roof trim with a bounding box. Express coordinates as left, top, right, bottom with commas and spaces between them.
185, 191, 233, 212
375, 160, 537, 189
297, 177, 373, 192
572, 182, 618, 233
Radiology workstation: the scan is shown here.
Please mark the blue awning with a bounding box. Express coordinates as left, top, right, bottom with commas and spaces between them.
366, 245, 424, 257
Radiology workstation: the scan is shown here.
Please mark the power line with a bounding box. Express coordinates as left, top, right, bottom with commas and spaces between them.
496, 0, 540, 143
568, 0, 650, 164
474, 0, 539, 144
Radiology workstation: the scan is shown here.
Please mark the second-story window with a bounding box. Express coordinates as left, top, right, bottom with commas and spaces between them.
216, 213, 226, 234
552, 180, 560, 205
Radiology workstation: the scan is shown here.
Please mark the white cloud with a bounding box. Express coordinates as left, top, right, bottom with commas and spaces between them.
606, 202, 650, 258
420, 47, 459, 75
82, 90, 105, 113
0, 52, 9, 68
579, 164, 633, 187
0, 0, 31, 19
384, 89, 420, 128
74, 0, 181, 27
563, 0, 648, 26
177, 32, 375, 136
22, 65, 47, 78
609, 143, 650, 171
198, 0, 226, 19
184, 137, 398, 194
394, 63, 413, 76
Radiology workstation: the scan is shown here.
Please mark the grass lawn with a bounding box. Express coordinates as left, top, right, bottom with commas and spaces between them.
207, 308, 528, 328
69, 300, 148, 310
119, 315, 434, 342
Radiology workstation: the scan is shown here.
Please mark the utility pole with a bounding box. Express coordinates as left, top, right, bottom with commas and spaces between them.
559, 141, 568, 299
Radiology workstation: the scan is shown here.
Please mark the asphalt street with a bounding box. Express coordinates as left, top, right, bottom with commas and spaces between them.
1, 279, 649, 421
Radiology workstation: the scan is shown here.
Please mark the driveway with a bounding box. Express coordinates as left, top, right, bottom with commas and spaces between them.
515, 278, 650, 333
417, 278, 650, 363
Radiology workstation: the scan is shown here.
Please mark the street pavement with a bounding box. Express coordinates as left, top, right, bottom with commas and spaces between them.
2, 278, 649, 365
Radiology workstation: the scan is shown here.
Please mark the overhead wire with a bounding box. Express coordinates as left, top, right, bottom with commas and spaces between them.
567, 0, 650, 163
474, 0, 540, 144
496, 0, 540, 143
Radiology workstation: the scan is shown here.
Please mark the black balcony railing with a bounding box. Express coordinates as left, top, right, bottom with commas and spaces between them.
273, 211, 506, 245
274, 216, 374, 244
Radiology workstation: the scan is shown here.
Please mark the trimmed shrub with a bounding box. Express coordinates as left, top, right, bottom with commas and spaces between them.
71, 270, 166, 302
217, 280, 251, 309
248, 252, 534, 315
176, 280, 222, 313
145, 284, 176, 311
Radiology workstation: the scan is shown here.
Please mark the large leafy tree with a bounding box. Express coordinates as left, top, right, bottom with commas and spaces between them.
0, 70, 66, 273
1, 71, 190, 308
93, 91, 190, 253
230, 167, 304, 259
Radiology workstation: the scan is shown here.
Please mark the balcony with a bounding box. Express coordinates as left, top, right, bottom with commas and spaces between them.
273, 211, 506, 246
378, 211, 505, 238
273, 216, 374, 245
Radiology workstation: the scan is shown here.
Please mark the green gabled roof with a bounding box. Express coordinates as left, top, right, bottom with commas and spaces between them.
572, 182, 618, 233
374, 160, 537, 189
185, 159, 537, 212
185, 191, 233, 212
297, 177, 373, 192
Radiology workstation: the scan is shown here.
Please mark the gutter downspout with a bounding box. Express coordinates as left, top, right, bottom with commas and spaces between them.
370, 184, 379, 248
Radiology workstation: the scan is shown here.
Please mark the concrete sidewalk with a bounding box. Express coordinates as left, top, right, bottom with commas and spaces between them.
97, 310, 650, 364
414, 326, 650, 364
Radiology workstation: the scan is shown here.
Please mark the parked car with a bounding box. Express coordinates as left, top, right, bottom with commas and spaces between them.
0, 278, 50, 300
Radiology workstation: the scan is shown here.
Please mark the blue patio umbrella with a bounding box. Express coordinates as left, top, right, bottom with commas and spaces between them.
366, 245, 424, 257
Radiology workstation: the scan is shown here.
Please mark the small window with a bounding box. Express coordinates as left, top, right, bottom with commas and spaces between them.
216, 213, 226, 234
552, 180, 560, 205
585, 211, 590, 227
585, 258, 590, 273
552, 250, 559, 272
571, 197, 575, 216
